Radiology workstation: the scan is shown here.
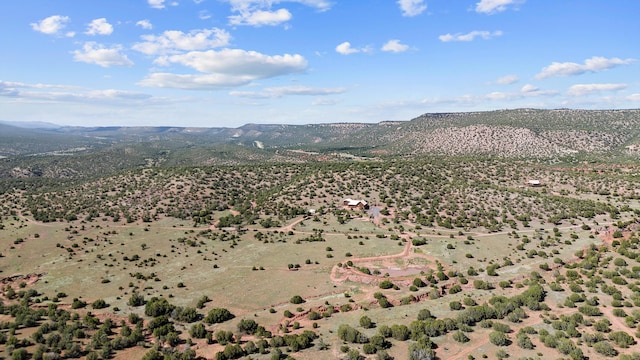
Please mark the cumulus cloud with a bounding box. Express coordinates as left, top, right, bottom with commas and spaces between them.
336, 42, 357, 55
224, 0, 331, 26
85, 18, 113, 36
475, 0, 523, 14
229, 8, 292, 26
31, 15, 73, 36
133, 28, 231, 55
136, 19, 153, 30
567, 83, 627, 96
148, 0, 166, 9
230, 85, 346, 99
381, 39, 409, 53
72, 42, 134, 67
139, 49, 307, 89
397, 0, 427, 17
494, 74, 519, 85
439, 30, 502, 42
335, 41, 371, 55
536, 56, 636, 79
160, 49, 306, 74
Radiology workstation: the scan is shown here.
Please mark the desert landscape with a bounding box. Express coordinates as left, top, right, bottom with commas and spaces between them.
2, 148, 640, 359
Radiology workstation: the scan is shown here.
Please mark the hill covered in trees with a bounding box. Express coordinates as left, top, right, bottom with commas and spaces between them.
1, 108, 639, 182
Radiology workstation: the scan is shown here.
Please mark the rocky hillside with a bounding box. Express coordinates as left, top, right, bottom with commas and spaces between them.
226, 108, 640, 158
1, 109, 639, 180
383, 109, 640, 157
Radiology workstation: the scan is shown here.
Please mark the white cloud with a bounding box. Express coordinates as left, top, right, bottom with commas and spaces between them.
72, 42, 134, 67
335, 41, 373, 55
161, 49, 306, 74
485, 91, 513, 100
475, 0, 523, 14
0, 80, 151, 103
567, 83, 627, 96
224, 0, 331, 26
439, 30, 502, 42
536, 56, 636, 79
230, 85, 346, 99
139, 49, 307, 89
133, 28, 231, 55
86, 89, 152, 101
494, 74, 519, 85
381, 39, 409, 53
229, 8, 292, 26
31, 15, 71, 36
627, 94, 640, 102
336, 42, 357, 55
225, 0, 332, 12
85, 18, 113, 36
148, 0, 166, 9
397, 0, 427, 17
0, 83, 19, 97
138, 73, 256, 89
435, 84, 558, 103
292, 0, 332, 11
136, 20, 153, 30
199, 10, 212, 19
0, 80, 79, 91
520, 84, 558, 96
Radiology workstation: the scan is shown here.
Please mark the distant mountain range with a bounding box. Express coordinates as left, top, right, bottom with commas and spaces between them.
1, 108, 639, 179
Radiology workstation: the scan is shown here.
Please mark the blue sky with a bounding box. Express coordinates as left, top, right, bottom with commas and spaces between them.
1, 0, 639, 127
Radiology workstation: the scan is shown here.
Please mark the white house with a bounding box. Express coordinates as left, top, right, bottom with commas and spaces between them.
343, 198, 369, 210
527, 179, 541, 187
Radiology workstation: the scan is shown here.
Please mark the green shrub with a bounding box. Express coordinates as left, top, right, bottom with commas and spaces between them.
92, 299, 108, 309
489, 331, 509, 346
593, 341, 618, 357
452, 330, 470, 343
204, 308, 234, 324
